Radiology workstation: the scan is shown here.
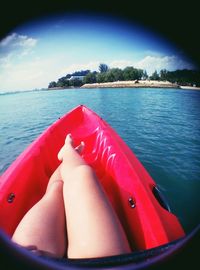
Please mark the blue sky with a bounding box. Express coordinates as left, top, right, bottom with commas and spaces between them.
0, 13, 196, 91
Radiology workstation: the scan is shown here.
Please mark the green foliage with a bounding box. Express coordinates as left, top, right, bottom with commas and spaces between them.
142, 70, 148, 80
48, 70, 90, 88
160, 69, 168, 81
159, 69, 200, 86
97, 68, 124, 82
72, 70, 90, 76
48, 65, 200, 89
104, 70, 115, 82
83, 72, 97, 84
57, 77, 69, 87
48, 81, 57, 88
99, 63, 109, 73
96, 72, 106, 83
109, 68, 124, 81
123, 67, 144, 80
69, 78, 83, 87
150, 70, 160, 80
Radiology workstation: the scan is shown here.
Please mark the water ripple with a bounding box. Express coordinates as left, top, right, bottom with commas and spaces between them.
0, 88, 200, 232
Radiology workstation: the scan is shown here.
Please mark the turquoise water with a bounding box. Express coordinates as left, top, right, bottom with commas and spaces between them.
0, 88, 200, 233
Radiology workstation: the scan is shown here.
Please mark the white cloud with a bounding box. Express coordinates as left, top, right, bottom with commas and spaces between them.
135, 55, 195, 74
0, 33, 38, 76
103, 52, 195, 75
0, 59, 42, 90
109, 60, 134, 69
0, 54, 12, 69
0, 33, 38, 73
59, 60, 135, 76
46, 55, 196, 87
0, 33, 196, 91
0, 33, 41, 91
109, 55, 195, 75
58, 61, 100, 77
0, 33, 37, 53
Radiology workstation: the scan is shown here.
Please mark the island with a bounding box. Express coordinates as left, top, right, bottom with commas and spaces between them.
48, 64, 200, 90
81, 80, 179, 89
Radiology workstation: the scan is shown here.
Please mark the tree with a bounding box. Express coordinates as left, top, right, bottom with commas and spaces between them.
160, 69, 168, 81
69, 78, 83, 87
48, 81, 57, 88
104, 70, 115, 82
135, 69, 144, 80
99, 63, 109, 73
110, 68, 124, 81
57, 77, 67, 87
150, 70, 160, 80
83, 72, 97, 84
48, 65, 200, 89
123, 67, 143, 81
123, 67, 132, 80
72, 70, 90, 76
142, 70, 148, 80
163, 69, 200, 86
96, 72, 106, 83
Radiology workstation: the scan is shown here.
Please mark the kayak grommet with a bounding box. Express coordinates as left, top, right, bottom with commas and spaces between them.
7, 193, 15, 203
128, 197, 136, 208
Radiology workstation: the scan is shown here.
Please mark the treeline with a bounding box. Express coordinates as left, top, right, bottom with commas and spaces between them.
158, 69, 200, 86
48, 70, 90, 88
48, 64, 147, 88
48, 64, 200, 88
85, 65, 147, 84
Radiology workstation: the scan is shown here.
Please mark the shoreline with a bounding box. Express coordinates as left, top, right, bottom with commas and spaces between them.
81, 80, 180, 89
47, 80, 200, 91
179, 85, 200, 91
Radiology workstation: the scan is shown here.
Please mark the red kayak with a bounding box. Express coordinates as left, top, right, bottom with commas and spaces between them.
0, 105, 184, 251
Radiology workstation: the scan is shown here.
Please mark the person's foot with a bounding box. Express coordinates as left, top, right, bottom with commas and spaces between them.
65, 133, 73, 146
58, 134, 84, 161
75, 141, 85, 154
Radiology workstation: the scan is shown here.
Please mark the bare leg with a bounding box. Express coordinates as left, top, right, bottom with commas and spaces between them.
12, 180, 66, 258
46, 164, 62, 192
12, 134, 131, 259
58, 134, 131, 258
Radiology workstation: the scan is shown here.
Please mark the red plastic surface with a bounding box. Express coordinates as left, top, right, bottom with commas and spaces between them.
0, 105, 185, 251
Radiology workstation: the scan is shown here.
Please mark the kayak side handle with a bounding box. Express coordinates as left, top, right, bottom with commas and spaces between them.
152, 186, 171, 212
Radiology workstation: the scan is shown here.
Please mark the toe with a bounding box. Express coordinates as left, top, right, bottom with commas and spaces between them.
75, 141, 85, 154
65, 133, 73, 145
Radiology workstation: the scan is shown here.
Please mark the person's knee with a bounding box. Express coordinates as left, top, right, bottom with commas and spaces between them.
46, 180, 63, 196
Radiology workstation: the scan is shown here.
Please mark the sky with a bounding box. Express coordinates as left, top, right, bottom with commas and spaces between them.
0, 13, 196, 92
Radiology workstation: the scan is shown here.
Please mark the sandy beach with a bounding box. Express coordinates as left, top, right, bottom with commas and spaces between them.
48, 80, 200, 91
180, 85, 200, 91
81, 80, 180, 89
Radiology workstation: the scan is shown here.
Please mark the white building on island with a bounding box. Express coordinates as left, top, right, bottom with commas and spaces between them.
68, 75, 85, 81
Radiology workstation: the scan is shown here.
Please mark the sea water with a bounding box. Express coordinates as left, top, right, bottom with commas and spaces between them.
0, 87, 200, 233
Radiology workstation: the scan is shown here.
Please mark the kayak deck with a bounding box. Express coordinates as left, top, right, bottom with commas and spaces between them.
0, 105, 185, 251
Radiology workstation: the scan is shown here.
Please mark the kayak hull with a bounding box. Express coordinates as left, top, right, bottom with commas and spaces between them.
0, 105, 185, 251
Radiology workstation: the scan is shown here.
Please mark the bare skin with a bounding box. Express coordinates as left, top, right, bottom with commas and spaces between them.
12, 134, 131, 259
12, 180, 66, 257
